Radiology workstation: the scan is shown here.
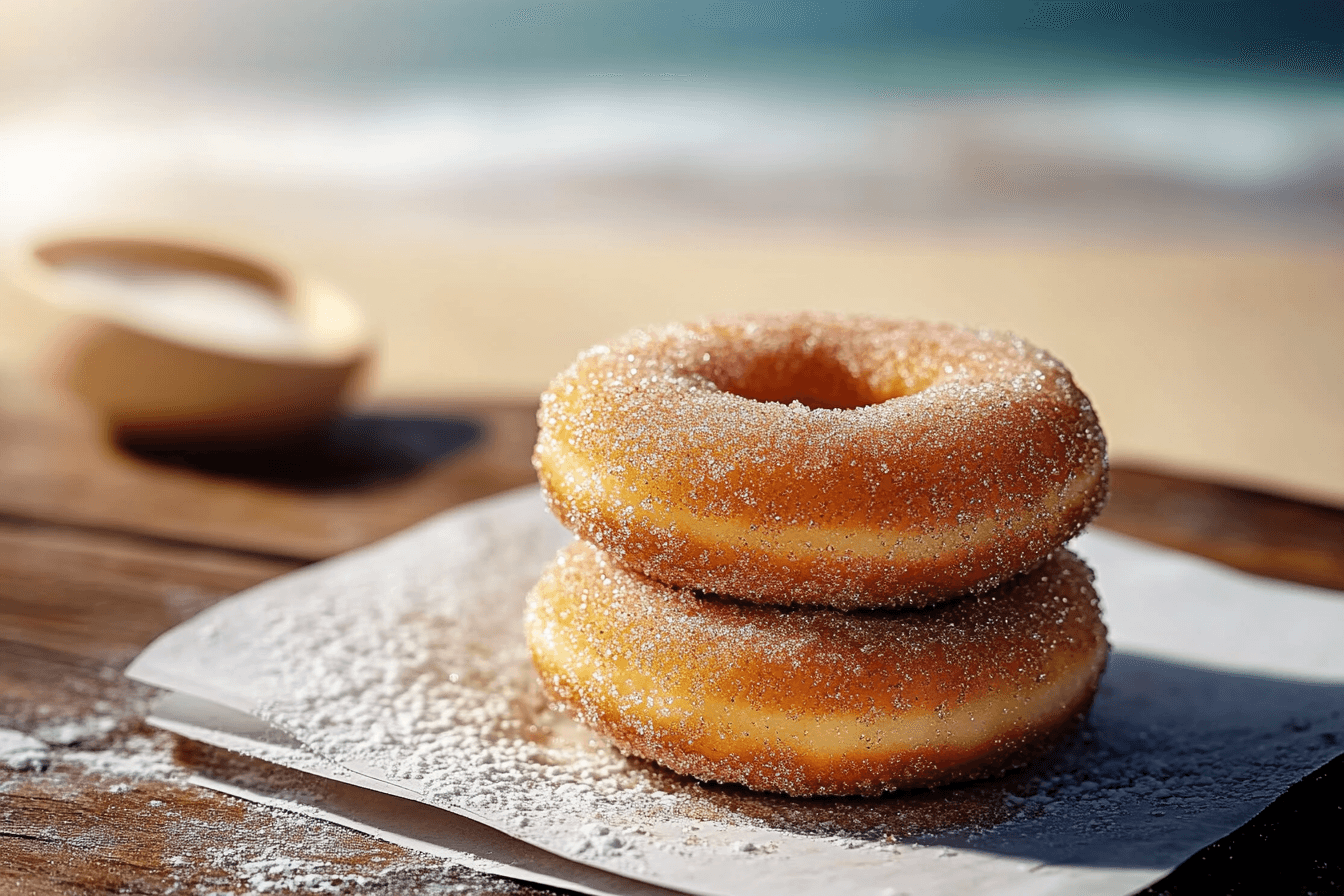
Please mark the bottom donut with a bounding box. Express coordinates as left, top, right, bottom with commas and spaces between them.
525, 541, 1108, 797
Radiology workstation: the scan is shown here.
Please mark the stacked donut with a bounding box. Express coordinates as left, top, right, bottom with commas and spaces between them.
526, 314, 1109, 796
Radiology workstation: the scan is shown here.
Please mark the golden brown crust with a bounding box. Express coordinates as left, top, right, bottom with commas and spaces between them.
525, 542, 1109, 797
533, 313, 1108, 608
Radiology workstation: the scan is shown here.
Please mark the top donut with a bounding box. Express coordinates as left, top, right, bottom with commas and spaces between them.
534, 313, 1108, 608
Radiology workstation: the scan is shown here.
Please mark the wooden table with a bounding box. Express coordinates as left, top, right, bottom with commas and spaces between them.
2, 382, 1341, 895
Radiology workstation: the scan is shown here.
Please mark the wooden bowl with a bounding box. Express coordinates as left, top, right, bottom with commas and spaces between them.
8, 231, 373, 447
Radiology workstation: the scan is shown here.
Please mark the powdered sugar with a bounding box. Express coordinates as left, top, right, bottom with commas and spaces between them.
60, 735, 182, 780
0, 729, 51, 771
237, 857, 371, 893
32, 716, 119, 746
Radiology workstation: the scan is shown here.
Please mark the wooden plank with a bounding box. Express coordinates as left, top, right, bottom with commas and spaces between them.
0, 515, 295, 731
1097, 466, 1344, 593
0, 519, 297, 666
0, 382, 538, 562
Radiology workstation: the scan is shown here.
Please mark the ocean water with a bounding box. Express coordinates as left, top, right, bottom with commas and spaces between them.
2, 0, 1340, 236
66, 0, 1340, 91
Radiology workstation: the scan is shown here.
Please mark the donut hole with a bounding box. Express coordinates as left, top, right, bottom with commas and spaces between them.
712, 347, 918, 410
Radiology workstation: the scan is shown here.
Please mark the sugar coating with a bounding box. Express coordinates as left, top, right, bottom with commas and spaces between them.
534, 313, 1108, 608
526, 542, 1109, 797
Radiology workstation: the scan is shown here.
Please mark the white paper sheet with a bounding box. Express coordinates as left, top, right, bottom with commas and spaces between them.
127, 487, 1344, 896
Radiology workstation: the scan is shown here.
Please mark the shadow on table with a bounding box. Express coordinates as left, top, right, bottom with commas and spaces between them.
121, 412, 482, 491
674, 653, 1342, 876
928, 653, 1341, 864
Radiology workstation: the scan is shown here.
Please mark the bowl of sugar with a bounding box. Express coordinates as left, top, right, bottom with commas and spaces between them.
8, 230, 372, 447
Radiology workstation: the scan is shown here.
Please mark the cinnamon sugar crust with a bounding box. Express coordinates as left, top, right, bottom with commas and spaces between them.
525, 542, 1109, 797
533, 313, 1108, 608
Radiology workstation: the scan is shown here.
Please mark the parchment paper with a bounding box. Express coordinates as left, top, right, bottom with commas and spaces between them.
127, 487, 1344, 896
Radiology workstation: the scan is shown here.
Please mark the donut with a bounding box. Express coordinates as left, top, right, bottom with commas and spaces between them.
534, 314, 1107, 608
525, 541, 1108, 797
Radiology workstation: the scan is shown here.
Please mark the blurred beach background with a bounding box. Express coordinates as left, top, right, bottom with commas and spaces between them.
1, 0, 1342, 500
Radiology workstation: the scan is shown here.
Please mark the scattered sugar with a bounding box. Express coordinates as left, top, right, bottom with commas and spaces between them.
34, 716, 118, 746
62, 735, 182, 780
0, 721, 187, 783
0, 728, 51, 771
238, 857, 371, 893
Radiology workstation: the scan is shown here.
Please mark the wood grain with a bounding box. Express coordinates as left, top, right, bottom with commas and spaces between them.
1098, 466, 1344, 593
0, 518, 297, 665
0, 381, 538, 562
